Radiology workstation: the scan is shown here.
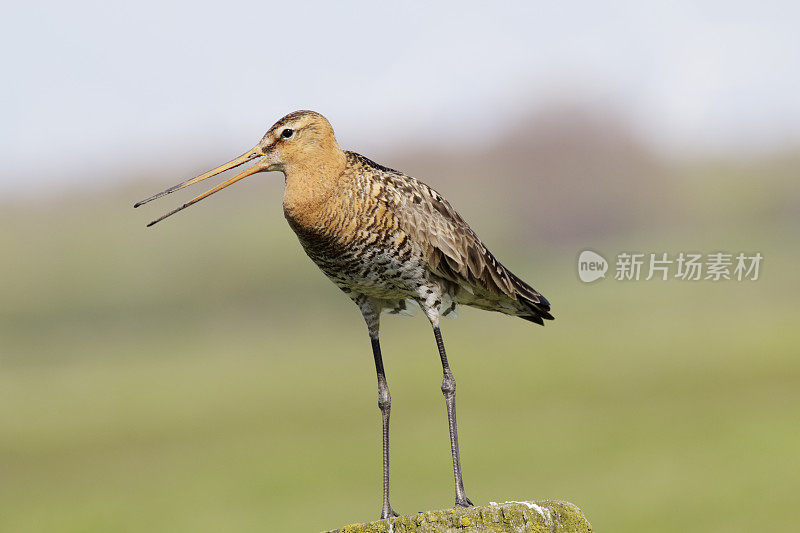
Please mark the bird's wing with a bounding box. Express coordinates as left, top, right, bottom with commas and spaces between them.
385, 172, 552, 321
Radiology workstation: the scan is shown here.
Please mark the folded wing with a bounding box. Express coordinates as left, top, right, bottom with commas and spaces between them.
387, 173, 554, 325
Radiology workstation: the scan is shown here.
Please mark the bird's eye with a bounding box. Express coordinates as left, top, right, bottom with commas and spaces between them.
281, 128, 294, 139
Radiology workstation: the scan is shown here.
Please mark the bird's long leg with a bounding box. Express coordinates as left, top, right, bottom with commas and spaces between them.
431, 323, 473, 508
356, 296, 398, 519
370, 334, 398, 519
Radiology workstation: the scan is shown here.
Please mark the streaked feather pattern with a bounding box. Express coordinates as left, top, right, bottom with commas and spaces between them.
287, 151, 554, 325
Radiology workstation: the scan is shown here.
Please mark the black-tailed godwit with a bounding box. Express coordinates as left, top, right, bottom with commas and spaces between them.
135, 110, 553, 519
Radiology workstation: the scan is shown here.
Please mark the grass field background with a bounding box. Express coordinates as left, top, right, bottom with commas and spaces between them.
1, 151, 799, 532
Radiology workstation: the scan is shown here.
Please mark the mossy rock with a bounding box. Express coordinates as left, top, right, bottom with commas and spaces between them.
325, 500, 591, 533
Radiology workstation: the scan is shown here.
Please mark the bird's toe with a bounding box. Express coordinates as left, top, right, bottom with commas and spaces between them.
455, 497, 474, 508
380, 507, 400, 519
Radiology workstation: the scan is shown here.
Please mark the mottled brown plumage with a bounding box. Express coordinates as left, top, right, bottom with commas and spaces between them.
135, 110, 553, 519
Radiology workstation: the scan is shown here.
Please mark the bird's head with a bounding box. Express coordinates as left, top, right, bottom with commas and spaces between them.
258, 110, 342, 172
134, 110, 343, 227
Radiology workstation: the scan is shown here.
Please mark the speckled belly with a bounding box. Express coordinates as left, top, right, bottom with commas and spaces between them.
287, 216, 427, 300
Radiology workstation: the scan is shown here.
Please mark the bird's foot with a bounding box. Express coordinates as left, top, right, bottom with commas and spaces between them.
455, 496, 474, 508
380, 506, 399, 520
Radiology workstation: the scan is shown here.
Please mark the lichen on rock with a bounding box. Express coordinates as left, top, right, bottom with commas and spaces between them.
325, 500, 591, 533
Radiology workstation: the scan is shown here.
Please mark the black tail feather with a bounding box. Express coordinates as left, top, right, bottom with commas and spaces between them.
504, 269, 554, 325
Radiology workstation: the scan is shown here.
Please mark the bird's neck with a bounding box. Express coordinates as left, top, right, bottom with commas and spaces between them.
282, 148, 348, 226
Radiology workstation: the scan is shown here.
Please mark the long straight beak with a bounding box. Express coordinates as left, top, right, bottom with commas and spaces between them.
134, 146, 268, 227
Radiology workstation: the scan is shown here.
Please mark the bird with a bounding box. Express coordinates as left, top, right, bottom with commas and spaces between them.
134, 110, 553, 519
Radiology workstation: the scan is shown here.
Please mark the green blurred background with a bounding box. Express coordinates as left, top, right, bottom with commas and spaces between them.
2, 2, 800, 532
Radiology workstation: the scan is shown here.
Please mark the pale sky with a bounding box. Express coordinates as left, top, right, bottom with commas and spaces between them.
2, 1, 799, 194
